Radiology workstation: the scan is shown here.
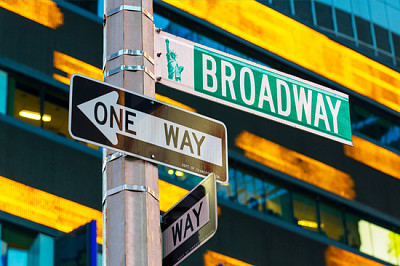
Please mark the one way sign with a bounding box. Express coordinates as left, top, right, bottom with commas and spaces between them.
68, 74, 228, 183
162, 173, 217, 266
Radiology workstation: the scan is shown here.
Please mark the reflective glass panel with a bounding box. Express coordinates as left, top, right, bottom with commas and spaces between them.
335, 8, 354, 37
315, 2, 334, 30
369, 223, 398, 264
319, 201, 345, 242
294, 0, 313, 24
351, 102, 400, 151
345, 213, 362, 249
293, 193, 318, 232
43, 93, 69, 138
13, 82, 41, 128
355, 16, 373, 44
264, 181, 291, 222
235, 169, 264, 212
374, 24, 391, 52
271, 0, 292, 14
217, 167, 237, 202
0, 70, 7, 115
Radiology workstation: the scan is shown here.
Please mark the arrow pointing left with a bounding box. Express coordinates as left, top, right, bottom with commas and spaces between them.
77, 91, 137, 145
69, 74, 228, 183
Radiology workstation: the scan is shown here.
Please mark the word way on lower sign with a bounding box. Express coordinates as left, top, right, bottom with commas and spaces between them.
162, 173, 217, 266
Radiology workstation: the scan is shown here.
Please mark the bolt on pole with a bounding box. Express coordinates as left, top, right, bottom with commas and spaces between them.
102, 0, 161, 265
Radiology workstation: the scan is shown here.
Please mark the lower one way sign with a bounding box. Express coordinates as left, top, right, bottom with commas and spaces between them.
162, 173, 217, 266
69, 74, 228, 183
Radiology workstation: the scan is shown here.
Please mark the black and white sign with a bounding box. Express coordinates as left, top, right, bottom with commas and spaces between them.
161, 173, 217, 266
68, 74, 228, 183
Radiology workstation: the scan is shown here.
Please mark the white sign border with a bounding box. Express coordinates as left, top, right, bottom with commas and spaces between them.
155, 31, 352, 146
162, 173, 218, 266
68, 74, 229, 183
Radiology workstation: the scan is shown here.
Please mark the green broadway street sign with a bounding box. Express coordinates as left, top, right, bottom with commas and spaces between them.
155, 31, 352, 146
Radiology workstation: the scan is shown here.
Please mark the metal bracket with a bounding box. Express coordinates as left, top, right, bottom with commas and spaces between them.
103, 184, 159, 205
106, 5, 153, 21
105, 65, 155, 80
102, 152, 125, 172
106, 49, 154, 65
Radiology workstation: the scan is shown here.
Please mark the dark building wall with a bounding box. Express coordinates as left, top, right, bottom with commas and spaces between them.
0, 114, 102, 211
0, 3, 102, 76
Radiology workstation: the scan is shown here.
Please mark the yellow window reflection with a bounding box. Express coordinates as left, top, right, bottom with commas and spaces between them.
235, 131, 355, 199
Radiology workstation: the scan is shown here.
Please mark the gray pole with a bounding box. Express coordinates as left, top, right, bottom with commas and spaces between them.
102, 0, 161, 265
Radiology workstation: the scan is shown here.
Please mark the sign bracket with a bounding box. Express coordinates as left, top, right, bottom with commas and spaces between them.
102, 151, 125, 172
106, 5, 153, 21
105, 65, 155, 80
102, 184, 159, 206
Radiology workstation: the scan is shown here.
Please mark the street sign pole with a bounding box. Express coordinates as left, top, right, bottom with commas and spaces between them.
103, 0, 161, 265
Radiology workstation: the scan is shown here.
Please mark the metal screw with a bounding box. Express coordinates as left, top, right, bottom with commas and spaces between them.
156, 28, 161, 33
156, 77, 162, 82
151, 155, 155, 159
157, 52, 162, 57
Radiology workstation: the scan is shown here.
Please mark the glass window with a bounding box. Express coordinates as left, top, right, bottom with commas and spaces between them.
356, 219, 399, 265
28, 234, 54, 265
292, 193, 318, 232
235, 169, 264, 212
351, 104, 381, 140
293, 0, 313, 24
335, 8, 354, 37
369, 223, 398, 265
392, 32, 400, 66
13, 81, 42, 128
0, 223, 55, 266
7, 75, 99, 149
355, 16, 373, 45
217, 168, 237, 202
351, 103, 400, 151
345, 212, 362, 249
264, 181, 292, 222
315, 2, 334, 30
319, 201, 345, 242
388, 232, 400, 265
271, 0, 292, 14
0, 70, 7, 115
7, 248, 28, 265
43, 93, 69, 138
374, 24, 391, 53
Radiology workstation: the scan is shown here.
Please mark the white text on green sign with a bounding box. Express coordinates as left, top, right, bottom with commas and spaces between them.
155, 32, 352, 145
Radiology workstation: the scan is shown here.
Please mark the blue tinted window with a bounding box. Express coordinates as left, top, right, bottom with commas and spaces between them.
7, 248, 28, 266
0, 70, 7, 115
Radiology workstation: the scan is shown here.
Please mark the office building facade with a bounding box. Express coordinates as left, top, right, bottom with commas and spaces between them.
0, 0, 400, 265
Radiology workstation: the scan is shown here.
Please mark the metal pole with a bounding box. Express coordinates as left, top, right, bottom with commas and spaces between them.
103, 0, 161, 265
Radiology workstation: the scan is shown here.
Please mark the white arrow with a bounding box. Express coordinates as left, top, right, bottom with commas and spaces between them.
77, 91, 137, 145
